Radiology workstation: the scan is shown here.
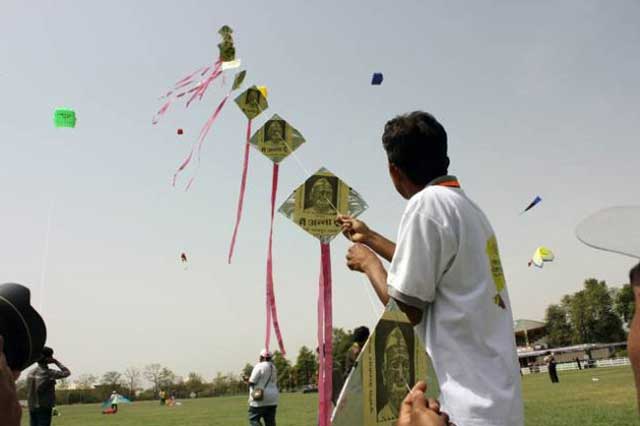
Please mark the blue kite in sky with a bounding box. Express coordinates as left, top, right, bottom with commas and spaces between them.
521, 196, 542, 214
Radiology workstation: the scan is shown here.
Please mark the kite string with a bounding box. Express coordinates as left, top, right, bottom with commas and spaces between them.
39, 195, 55, 314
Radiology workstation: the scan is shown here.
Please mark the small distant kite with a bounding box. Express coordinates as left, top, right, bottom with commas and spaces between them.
521, 196, 542, 214
180, 252, 187, 263
54, 108, 76, 128
528, 247, 554, 268
177, 128, 184, 135
371, 73, 383, 85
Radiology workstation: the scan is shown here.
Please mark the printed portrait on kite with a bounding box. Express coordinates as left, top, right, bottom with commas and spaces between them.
332, 300, 439, 426
235, 85, 268, 119
217, 25, 236, 62
279, 168, 367, 242
249, 114, 305, 163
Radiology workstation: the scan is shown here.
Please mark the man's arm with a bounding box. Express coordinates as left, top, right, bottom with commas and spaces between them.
48, 359, 71, 380
629, 285, 640, 413
338, 216, 396, 262
347, 244, 423, 326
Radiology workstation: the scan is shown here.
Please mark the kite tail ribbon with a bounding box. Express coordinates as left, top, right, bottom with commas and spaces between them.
317, 242, 333, 426
228, 119, 252, 263
172, 93, 230, 189
265, 163, 286, 354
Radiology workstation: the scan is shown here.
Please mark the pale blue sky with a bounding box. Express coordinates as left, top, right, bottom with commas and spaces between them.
1, 0, 639, 381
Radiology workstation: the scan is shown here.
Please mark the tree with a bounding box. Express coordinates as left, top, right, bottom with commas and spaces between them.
581, 279, 626, 343
74, 374, 98, 390
241, 363, 253, 380
185, 372, 205, 395
614, 284, 635, 326
144, 364, 163, 396
158, 367, 176, 390
272, 351, 293, 391
332, 328, 354, 376
123, 367, 141, 397
545, 304, 572, 347
294, 346, 317, 386
101, 371, 123, 387
545, 278, 627, 347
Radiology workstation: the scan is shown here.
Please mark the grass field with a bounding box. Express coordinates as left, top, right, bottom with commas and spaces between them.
22, 366, 639, 425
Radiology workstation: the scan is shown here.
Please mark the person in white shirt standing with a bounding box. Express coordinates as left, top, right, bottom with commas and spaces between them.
244, 349, 278, 426
338, 111, 524, 426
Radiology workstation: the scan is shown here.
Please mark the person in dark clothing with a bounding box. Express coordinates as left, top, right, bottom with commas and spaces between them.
332, 326, 371, 405
547, 354, 559, 384
344, 326, 370, 378
26, 347, 71, 426
575, 357, 582, 370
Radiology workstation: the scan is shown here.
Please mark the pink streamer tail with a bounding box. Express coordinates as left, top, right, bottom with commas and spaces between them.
227, 120, 252, 264
172, 92, 231, 189
318, 243, 333, 426
265, 164, 286, 354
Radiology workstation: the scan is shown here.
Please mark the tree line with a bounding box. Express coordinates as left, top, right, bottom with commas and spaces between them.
15, 328, 359, 405
544, 278, 633, 348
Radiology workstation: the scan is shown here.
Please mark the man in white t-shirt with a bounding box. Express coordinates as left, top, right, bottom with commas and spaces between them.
244, 349, 278, 426
338, 111, 524, 426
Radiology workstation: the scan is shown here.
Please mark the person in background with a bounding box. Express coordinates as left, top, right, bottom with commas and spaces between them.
244, 349, 278, 426
26, 346, 71, 426
546, 353, 559, 384
109, 390, 119, 413
159, 389, 166, 406
344, 326, 370, 378
575, 357, 582, 370
626, 262, 640, 412
332, 326, 371, 405
0, 336, 22, 426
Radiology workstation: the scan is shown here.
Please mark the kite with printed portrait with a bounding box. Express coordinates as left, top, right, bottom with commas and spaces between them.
152, 25, 247, 190
332, 300, 439, 426
279, 167, 367, 426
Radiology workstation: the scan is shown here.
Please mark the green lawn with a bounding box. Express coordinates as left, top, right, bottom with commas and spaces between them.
22, 367, 639, 425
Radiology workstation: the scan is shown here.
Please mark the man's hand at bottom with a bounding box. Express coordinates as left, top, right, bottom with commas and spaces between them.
398, 381, 454, 426
0, 336, 22, 426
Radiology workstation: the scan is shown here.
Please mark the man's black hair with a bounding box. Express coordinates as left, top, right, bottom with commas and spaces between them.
353, 326, 370, 344
382, 111, 449, 186
630, 262, 640, 286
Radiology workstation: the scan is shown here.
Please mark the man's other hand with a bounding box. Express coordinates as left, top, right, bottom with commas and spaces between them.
0, 336, 22, 426
346, 243, 381, 273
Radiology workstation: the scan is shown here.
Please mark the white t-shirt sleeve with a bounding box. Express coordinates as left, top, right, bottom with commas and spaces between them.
387, 202, 457, 307
249, 364, 262, 384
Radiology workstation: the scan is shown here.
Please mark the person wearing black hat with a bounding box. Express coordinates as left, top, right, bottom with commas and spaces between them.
0, 283, 48, 426
26, 346, 71, 426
